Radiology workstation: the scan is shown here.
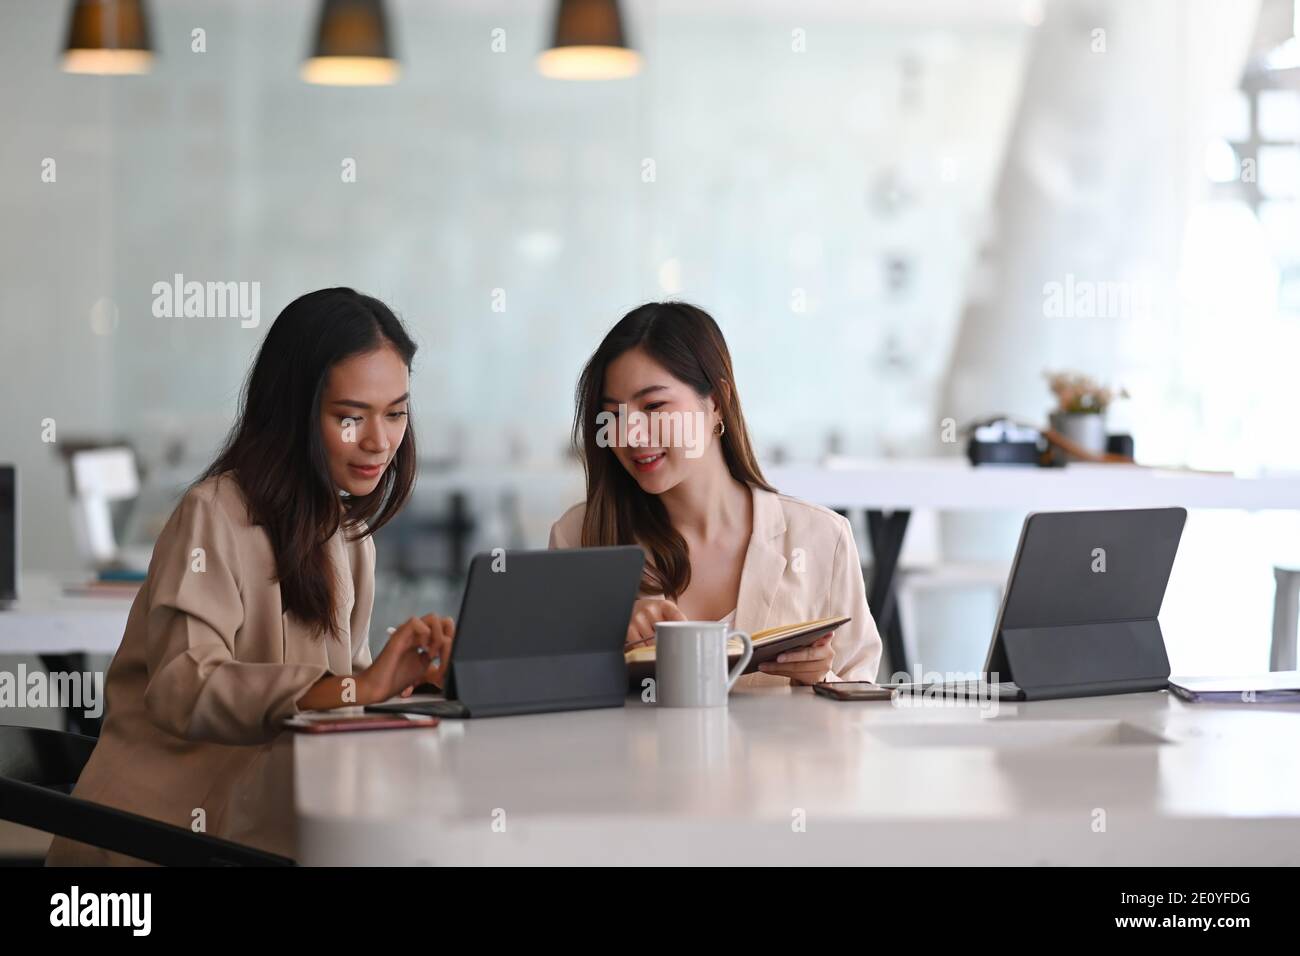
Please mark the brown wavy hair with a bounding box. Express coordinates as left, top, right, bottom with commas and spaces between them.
572, 302, 775, 599
199, 288, 418, 638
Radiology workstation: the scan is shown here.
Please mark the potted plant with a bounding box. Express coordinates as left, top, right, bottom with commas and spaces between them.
1044, 371, 1126, 461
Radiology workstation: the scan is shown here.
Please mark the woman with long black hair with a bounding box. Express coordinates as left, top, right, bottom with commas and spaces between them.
47, 288, 452, 865
550, 301, 881, 688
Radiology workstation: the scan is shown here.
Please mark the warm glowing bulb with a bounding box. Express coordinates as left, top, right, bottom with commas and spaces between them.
300, 55, 399, 86
536, 45, 641, 80
62, 48, 153, 75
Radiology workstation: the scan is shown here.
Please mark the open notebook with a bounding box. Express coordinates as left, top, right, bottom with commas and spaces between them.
625, 615, 850, 684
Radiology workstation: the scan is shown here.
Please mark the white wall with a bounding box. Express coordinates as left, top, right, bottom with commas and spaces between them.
0, 0, 1028, 570
5, 0, 1290, 676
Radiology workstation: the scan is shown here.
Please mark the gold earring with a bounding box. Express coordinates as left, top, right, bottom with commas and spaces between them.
715, 420, 725, 437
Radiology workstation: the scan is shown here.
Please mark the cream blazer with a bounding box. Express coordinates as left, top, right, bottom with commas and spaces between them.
46, 473, 375, 866
548, 485, 882, 688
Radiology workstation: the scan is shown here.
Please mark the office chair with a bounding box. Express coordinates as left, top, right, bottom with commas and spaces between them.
0, 725, 294, 866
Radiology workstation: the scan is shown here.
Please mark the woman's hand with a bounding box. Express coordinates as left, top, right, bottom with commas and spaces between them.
625, 598, 686, 651
757, 633, 834, 685
412, 614, 455, 691
358, 617, 442, 704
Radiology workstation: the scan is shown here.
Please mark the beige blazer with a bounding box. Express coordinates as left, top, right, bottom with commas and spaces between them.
46, 473, 375, 866
548, 485, 882, 688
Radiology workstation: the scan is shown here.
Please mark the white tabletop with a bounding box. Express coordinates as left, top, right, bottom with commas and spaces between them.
292, 684, 1300, 865
406, 457, 1300, 513
0, 573, 133, 656
766, 458, 1300, 511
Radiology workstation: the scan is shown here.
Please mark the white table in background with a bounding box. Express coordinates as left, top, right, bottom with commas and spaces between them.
0, 573, 133, 657
292, 684, 1300, 866
0, 573, 133, 734
765, 459, 1300, 675
766, 457, 1300, 512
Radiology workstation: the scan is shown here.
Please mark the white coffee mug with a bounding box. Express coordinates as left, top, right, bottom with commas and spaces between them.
654, 620, 753, 708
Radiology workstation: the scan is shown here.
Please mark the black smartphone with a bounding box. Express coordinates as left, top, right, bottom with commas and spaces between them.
812, 681, 896, 701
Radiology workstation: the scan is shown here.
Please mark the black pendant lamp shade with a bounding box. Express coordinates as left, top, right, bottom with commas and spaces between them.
302, 0, 399, 86
62, 0, 154, 75
538, 0, 642, 80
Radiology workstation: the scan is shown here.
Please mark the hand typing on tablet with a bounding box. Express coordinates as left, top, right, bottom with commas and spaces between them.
358, 615, 456, 704
412, 614, 455, 691
758, 632, 834, 685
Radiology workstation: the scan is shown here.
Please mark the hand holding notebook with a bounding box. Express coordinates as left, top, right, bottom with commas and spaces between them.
625, 615, 850, 683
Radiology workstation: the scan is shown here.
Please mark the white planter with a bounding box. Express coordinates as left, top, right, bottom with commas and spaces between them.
1049, 411, 1107, 462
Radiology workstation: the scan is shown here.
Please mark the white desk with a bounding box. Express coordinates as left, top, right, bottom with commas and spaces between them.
764, 459, 1300, 675
292, 686, 1300, 865
0, 573, 131, 733
766, 458, 1300, 512
0, 573, 132, 656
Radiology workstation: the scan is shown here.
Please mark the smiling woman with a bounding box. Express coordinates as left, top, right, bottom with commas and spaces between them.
45, 288, 456, 866
201, 288, 420, 639
319, 355, 412, 495
549, 301, 882, 688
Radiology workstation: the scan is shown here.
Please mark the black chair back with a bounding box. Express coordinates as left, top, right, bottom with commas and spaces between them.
0, 725, 294, 866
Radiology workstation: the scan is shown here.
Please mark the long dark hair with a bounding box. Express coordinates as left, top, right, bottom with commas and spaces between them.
573, 301, 775, 599
200, 288, 418, 638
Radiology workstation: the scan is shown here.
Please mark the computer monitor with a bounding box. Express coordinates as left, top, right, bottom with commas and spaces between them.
0, 466, 16, 603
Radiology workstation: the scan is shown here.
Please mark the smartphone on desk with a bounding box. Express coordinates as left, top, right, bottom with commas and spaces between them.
285, 712, 440, 733
813, 681, 896, 702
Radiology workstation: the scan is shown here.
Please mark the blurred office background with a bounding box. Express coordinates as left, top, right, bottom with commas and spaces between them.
3, 0, 1300, 698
